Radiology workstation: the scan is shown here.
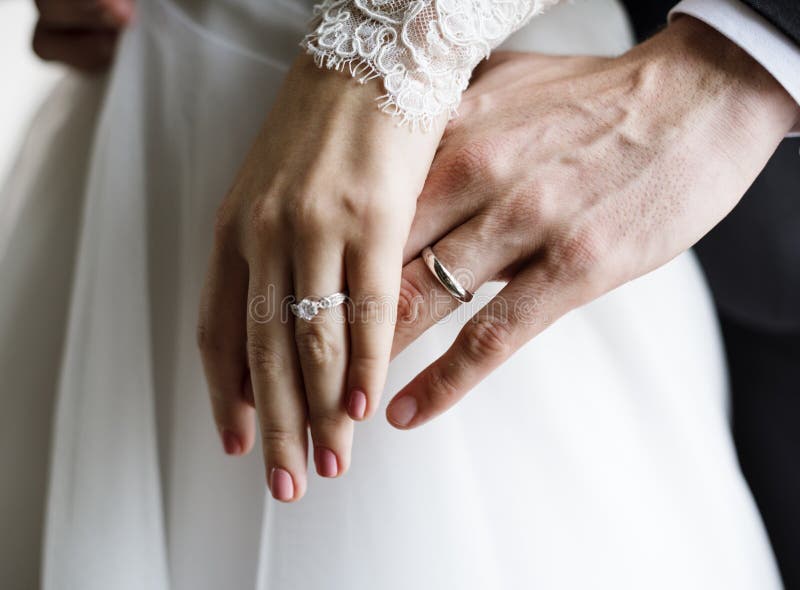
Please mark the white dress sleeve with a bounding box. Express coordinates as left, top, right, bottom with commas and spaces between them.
301, 0, 559, 129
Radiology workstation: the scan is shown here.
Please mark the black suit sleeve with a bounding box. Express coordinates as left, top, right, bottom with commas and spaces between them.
621, 0, 800, 46
740, 0, 800, 46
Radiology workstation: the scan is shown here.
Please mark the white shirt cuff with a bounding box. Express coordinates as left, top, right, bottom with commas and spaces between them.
670, 0, 800, 135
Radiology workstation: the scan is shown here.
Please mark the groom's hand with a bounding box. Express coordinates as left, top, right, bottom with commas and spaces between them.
385, 17, 800, 429
32, 0, 134, 71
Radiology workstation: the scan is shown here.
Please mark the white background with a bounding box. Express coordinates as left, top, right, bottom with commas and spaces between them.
0, 0, 64, 187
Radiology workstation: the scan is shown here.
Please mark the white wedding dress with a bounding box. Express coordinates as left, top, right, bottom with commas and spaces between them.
0, 0, 783, 589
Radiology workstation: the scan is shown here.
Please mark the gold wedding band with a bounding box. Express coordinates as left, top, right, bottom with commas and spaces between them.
421, 247, 474, 303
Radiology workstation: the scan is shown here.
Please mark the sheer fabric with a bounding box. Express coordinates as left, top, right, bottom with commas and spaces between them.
302, 0, 559, 127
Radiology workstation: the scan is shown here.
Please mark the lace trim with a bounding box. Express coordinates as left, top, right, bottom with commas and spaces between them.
301, 0, 558, 130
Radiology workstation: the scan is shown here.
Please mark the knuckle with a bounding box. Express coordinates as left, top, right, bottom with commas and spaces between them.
308, 410, 349, 434
349, 341, 385, 371
282, 192, 327, 232
275, 187, 397, 240
341, 190, 398, 230
548, 224, 609, 284
361, 197, 398, 225
461, 316, 512, 362
502, 184, 551, 231
444, 139, 506, 187
350, 350, 383, 371
425, 365, 461, 406
248, 340, 285, 378
337, 189, 369, 219
437, 145, 481, 188
295, 327, 341, 367
397, 275, 426, 325
260, 426, 299, 454
247, 196, 281, 237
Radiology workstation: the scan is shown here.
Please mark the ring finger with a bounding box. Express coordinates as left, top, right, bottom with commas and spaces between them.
292, 241, 352, 478
392, 213, 530, 360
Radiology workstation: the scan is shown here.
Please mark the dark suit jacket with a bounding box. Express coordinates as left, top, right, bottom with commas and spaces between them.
738, 0, 800, 43
620, 0, 800, 332
620, 0, 800, 44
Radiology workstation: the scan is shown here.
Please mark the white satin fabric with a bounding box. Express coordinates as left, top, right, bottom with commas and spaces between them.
0, 0, 783, 588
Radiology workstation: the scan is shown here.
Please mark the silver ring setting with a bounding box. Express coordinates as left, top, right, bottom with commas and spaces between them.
290, 292, 348, 321
421, 247, 474, 303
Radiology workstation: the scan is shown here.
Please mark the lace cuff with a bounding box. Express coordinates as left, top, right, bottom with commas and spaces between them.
301, 0, 558, 129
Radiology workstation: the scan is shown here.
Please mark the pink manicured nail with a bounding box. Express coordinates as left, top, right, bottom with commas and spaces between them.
347, 389, 368, 420
269, 467, 295, 501
387, 396, 418, 428
314, 447, 339, 478
222, 430, 242, 455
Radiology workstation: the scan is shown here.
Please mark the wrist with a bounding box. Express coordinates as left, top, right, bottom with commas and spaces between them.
290, 52, 449, 133
267, 53, 444, 202
626, 16, 798, 145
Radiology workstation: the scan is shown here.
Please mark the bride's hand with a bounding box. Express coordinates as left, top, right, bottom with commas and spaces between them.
385, 18, 799, 429
198, 54, 442, 501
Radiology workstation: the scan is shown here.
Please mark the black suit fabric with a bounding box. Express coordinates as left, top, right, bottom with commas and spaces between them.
741, 0, 800, 44
620, 0, 800, 44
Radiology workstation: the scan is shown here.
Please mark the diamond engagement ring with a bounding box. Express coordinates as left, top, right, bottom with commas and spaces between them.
290, 292, 348, 321
421, 247, 474, 303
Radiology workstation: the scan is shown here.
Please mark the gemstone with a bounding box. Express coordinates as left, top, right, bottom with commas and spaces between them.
294, 299, 320, 321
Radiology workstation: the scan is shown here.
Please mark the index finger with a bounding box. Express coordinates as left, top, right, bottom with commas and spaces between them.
386, 262, 581, 429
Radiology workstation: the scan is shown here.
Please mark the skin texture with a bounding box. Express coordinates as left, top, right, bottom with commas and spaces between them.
197, 54, 445, 501
32, 0, 134, 71
386, 17, 800, 430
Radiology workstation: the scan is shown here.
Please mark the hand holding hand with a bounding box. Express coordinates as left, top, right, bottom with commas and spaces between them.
386, 17, 799, 429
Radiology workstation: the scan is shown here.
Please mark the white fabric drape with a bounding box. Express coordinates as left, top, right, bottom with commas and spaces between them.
0, 0, 783, 588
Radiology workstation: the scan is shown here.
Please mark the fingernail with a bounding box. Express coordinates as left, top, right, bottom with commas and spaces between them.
314, 447, 339, 478
222, 430, 242, 455
347, 389, 368, 420
387, 396, 418, 428
269, 467, 295, 502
